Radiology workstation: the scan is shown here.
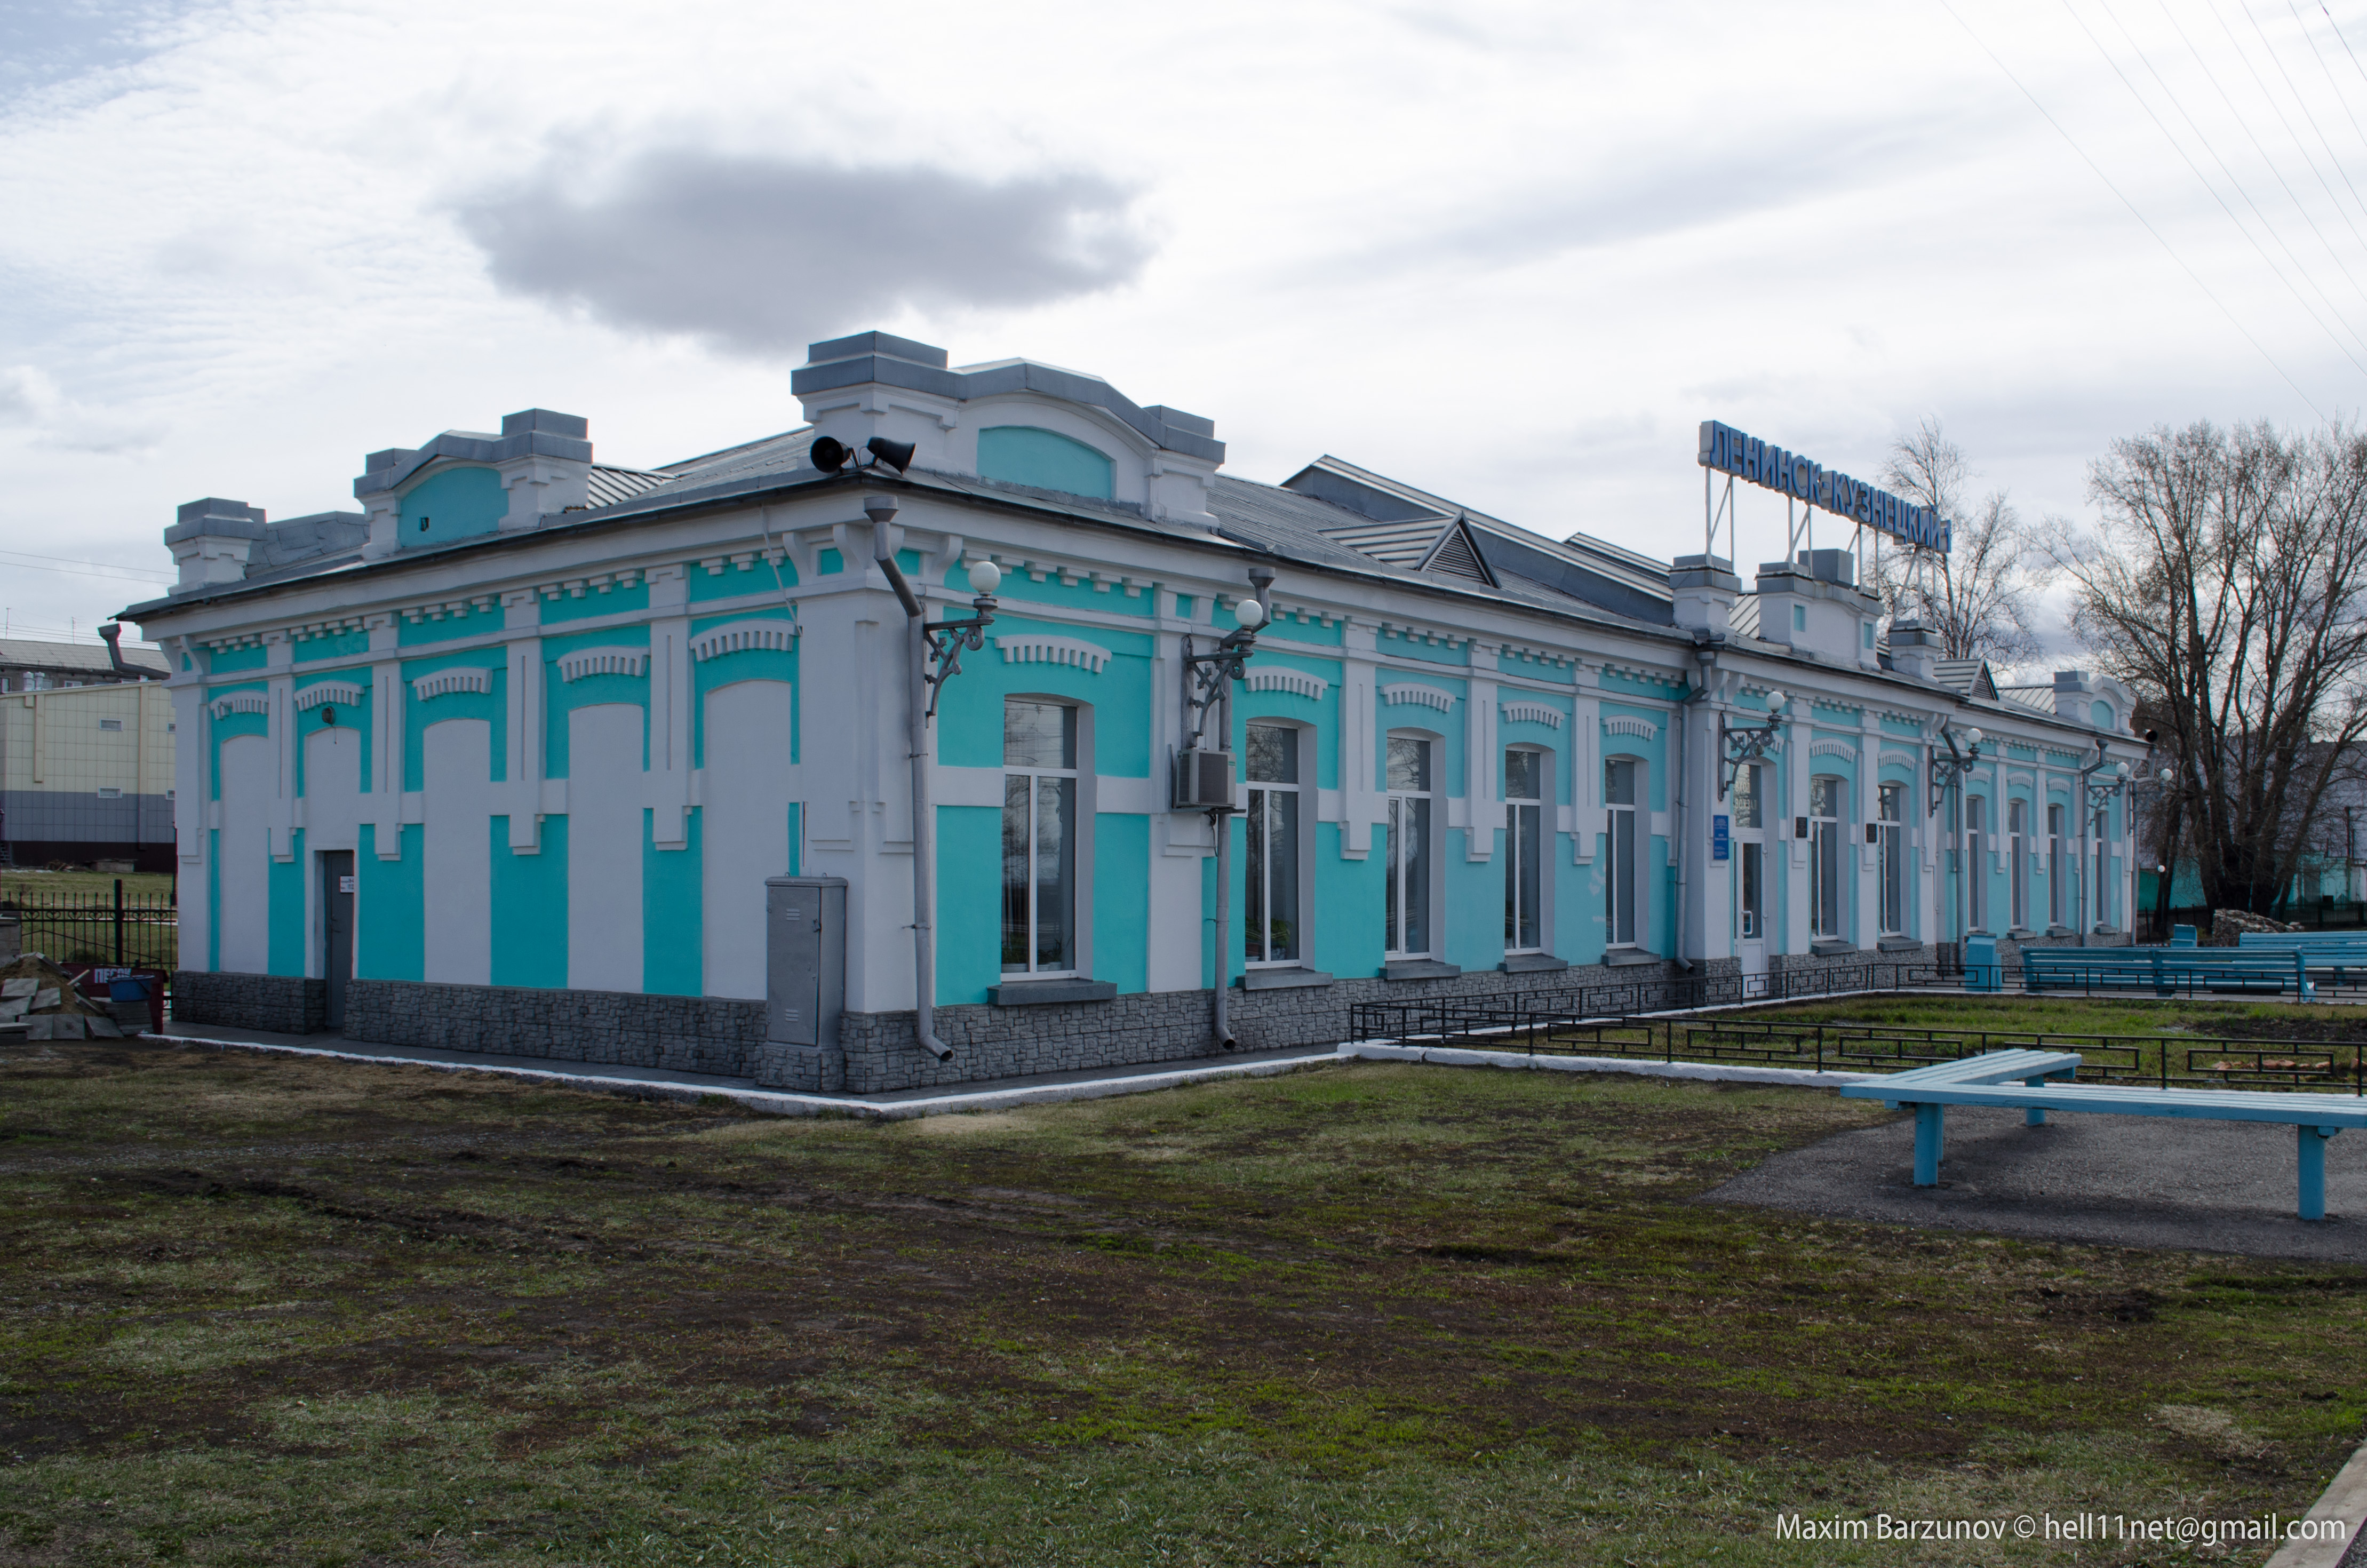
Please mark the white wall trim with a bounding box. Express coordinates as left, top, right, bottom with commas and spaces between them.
1809, 738, 1858, 760
1603, 714, 1658, 739
994, 634, 1111, 674
209, 691, 269, 719
556, 647, 648, 683
407, 668, 491, 702
688, 620, 798, 663
1878, 747, 1919, 769
292, 681, 365, 711
1245, 668, 1329, 700
1380, 682, 1455, 713
1500, 701, 1563, 728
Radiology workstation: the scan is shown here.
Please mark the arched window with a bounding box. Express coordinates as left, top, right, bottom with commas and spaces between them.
978, 426, 1115, 500
1384, 735, 1434, 957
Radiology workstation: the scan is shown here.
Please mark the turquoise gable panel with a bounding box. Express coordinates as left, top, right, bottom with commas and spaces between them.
356, 824, 424, 981
209, 646, 267, 674
643, 808, 702, 996
490, 816, 567, 988
397, 601, 500, 647
400, 464, 505, 549
936, 615, 1153, 777
542, 579, 652, 624
978, 425, 1115, 499
293, 629, 370, 664
1377, 629, 1468, 667
687, 556, 799, 603
936, 804, 1002, 1005
268, 829, 306, 976
1092, 812, 1149, 996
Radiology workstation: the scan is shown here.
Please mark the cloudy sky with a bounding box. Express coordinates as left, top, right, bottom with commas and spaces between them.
4, 0, 2365, 659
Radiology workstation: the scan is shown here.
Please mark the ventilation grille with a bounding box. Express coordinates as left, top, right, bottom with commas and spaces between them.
1424, 524, 1492, 583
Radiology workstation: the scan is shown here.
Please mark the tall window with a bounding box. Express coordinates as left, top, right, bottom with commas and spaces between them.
1734, 763, 1764, 941
1383, 736, 1432, 957
1001, 700, 1077, 976
1605, 758, 1639, 948
2093, 802, 2108, 929
1810, 776, 1843, 938
1504, 748, 1545, 954
1879, 783, 1905, 935
2009, 798, 2029, 931
1245, 724, 1301, 965
2047, 802, 2065, 928
1966, 795, 1987, 931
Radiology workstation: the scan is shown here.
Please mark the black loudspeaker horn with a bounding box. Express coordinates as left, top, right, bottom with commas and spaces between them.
810, 435, 851, 473
866, 436, 916, 472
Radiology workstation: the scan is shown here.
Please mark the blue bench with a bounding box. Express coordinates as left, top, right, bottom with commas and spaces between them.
2020, 945, 2313, 1000
2170, 924, 2197, 946
2237, 932, 2367, 982
1842, 1049, 2367, 1220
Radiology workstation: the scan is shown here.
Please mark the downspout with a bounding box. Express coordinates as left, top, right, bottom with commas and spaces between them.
1210, 675, 1237, 1051
2076, 748, 2107, 950
869, 499, 955, 1062
1673, 639, 1717, 973
98, 623, 149, 681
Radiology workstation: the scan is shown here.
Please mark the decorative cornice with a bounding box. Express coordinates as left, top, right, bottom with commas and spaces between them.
1380, 682, 1456, 713
994, 634, 1111, 674
1604, 715, 1659, 739
1246, 668, 1328, 701
1878, 748, 1919, 768
689, 620, 798, 663
209, 691, 269, 719
409, 668, 491, 701
1500, 701, 1564, 728
293, 682, 364, 711
557, 647, 648, 683
1810, 738, 1858, 759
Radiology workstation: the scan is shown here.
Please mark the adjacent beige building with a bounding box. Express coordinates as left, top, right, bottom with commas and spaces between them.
0, 679, 177, 870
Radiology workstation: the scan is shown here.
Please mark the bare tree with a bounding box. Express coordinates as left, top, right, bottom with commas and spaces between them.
2053, 419, 2367, 917
1872, 418, 2044, 668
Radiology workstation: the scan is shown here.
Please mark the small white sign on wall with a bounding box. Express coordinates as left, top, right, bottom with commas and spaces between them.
338, 875, 356, 894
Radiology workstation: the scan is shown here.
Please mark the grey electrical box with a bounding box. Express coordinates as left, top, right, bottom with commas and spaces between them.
766, 876, 847, 1090
1171, 746, 1234, 810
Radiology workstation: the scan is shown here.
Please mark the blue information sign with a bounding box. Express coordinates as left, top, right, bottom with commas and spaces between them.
1711, 814, 1731, 862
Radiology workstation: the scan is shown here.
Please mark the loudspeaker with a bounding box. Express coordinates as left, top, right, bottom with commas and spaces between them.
866, 436, 916, 472
810, 435, 851, 473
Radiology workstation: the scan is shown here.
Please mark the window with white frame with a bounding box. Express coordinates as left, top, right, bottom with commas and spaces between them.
1810, 776, 1844, 937
2048, 801, 2065, 928
1245, 723, 1302, 966
1734, 762, 1764, 940
1001, 699, 1079, 976
1966, 794, 1988, 931
2009, 798, 2029, 931
1504, 747, 1546, 954
1605, 758, 1641, 948
1879, 783, 1905, 935
1383, 735, 1433, 957
2092, 799, 2109, 929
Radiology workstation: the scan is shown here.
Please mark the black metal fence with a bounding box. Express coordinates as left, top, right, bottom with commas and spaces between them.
5, 884, 178, 969
1346, 998, 2365, 1095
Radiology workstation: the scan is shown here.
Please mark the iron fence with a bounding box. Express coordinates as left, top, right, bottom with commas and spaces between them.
5, 884, 178, 969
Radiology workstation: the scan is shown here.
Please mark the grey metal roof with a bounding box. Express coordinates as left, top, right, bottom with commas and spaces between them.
586, 466, 672, 508
1932, 658, 2001, 701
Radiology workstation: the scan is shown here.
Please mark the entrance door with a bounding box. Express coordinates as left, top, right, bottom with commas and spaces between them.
321, 851, 354, 1030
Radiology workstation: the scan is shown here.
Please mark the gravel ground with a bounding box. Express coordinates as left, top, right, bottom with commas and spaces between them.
1704, 1101, 2367, 1263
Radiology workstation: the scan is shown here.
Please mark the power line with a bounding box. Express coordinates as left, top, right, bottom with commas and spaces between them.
0, 548, 172, 584
2318, 0, 2367, 89
2235, 0, 2367, 241
2288, 0, 2367, 171
1928, 0, 2331, 419
2061, 0, 2367, 374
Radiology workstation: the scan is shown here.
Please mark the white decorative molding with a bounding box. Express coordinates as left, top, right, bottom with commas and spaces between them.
1810, 738, 1858, 760
292, 682, 365, 711
1246, 668, 1329, 701
1500, 701, 1564, 729
1603, 715, 1659, 739
689, 620, 798, 663
994, 634, 1110, 675
208, 691, 269, 719
407, 668, 491, 702
1380, 683, 1456, 713
556, 647, 648, 683
1878, 748, 1919, 768
2007, 769, 2037, 789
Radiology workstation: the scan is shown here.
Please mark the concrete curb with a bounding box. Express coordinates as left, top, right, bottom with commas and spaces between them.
2266, 1435, 2367, 1568
144, 1032, 1341, 1120
1338, 1041, 1879, 1088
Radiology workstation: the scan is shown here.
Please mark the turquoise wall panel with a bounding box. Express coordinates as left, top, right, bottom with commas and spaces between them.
399, 464, 505, 549
356, 824, 424, 981
817, 549, 844, 575
543, 626, 652, 778
978, 425, 1115, 499
293, 668, 372, 797
402, 652, 506, 789
976, 567, 1154, 617
542, 578, 652, 624
1881, 714, 1925, 738
644, 807, 703, 996
208, 646, 267, 674
396, 601, 500, 647
293, 630, 371, 664
1236, 687, 1338, 791
1560, 837, 1604, 965
490, 815, 567, 988
1377, 681, 1466, 795
936, 615, 1154, 777
687, 556, 799, 602
1599, 669, 1679, 700
1092, 811, 1149, 995
1257, 614, 1343, 647
268, 830, 306, 976
1312, 823, 1385, 978
690, 612, 796, 769
208, 688, 269, 798
1376, 629, 1469, 667
1442, 843, 1499, 973
786, 802, 801, 875
936, 805, 1002, 1005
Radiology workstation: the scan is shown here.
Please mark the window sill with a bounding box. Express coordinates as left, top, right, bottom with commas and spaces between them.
2007, 928, 2039, 940
1603, 948, 1662, 968
1381, 959, 1462, 982
2045, 925, 2077, 937
1237, 967, 1334, 992
1809, 940, 1858, 957
987, 978, 1119, 1007
1875, 936, 1922, 953
1501, 953, 1568, 974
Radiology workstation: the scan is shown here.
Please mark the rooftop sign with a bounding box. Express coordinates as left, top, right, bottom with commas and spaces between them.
1699, 421, 1950, 553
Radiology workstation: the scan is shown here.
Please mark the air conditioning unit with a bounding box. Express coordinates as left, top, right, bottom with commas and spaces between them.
1172, 747, 1235, 810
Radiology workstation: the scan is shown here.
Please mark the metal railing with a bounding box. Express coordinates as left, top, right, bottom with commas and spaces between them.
5, 884, 178, 969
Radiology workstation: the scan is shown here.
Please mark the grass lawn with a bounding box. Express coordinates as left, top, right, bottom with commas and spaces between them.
3, 1039, 2363, 1565
1, 870, 177, 904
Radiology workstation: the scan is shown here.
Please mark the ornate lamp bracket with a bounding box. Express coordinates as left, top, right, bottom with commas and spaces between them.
1929, 723, 1985, 816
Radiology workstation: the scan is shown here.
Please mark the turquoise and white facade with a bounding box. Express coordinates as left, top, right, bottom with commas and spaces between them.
127, 332, 2142, 1089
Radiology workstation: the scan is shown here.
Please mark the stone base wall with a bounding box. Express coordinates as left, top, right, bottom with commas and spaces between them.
344, 980, 765, 1077
171, 971, 325, 1036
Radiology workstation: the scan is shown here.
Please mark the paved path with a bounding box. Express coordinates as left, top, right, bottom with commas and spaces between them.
1705, 1101, 2367, 1262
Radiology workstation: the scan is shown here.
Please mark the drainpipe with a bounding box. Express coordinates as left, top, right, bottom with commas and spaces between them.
1673, 638, 1718, 974
1210, 677, 1238, 1052
2076, 747, 2107, 950
869, 498, 955, 1062
97, 623, 150, 681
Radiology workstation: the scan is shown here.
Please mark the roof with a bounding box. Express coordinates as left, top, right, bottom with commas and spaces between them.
1932, 658, 2001, 701
0, 638, 168, 676
1997, 683, 2060, 717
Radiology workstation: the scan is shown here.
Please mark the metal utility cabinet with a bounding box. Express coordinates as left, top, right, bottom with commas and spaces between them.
763, 875, 848, 1093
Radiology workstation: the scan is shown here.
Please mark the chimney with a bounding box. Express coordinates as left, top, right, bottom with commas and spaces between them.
163, 498, 267, 595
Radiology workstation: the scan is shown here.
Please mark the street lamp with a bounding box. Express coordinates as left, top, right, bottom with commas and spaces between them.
1719, 689, 1788, 800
